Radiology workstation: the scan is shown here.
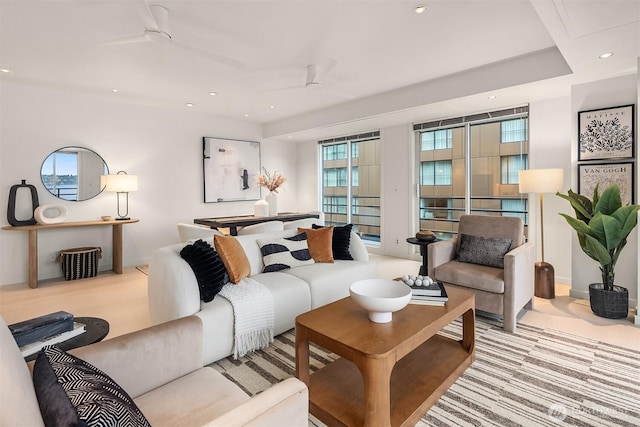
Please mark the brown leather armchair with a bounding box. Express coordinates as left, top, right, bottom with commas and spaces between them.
428, 214, 535, 332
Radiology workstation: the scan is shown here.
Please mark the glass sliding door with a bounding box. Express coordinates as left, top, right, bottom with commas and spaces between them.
415, 107, 529, 240
320, 132, 380, 245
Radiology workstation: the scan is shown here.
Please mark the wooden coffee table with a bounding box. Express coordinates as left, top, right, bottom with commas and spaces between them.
295, 287, 475, 427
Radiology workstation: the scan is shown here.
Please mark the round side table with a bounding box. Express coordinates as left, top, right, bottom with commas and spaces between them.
24, 317, 110, 362
406, 237, 439, 276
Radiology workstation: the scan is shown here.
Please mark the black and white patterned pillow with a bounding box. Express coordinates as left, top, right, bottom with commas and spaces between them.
180, 239, 229, 302
33, 346, 151, 427
457, 234, 512, 269
257, 232, 315, 272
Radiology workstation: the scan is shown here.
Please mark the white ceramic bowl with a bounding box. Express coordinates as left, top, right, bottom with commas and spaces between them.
349, 279, 412, 323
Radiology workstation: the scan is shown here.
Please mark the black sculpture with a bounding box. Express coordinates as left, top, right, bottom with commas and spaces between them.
7, 180, 39, 226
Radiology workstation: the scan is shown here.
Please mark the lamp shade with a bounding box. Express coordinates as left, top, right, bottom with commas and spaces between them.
102, 173, 138, 193
519, 169, 564, 194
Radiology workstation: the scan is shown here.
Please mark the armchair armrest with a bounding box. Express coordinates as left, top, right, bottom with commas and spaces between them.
502, 241, 536, 331
427, 238, 458, 276
69, 316, 203, 398
203, 378, 309, 427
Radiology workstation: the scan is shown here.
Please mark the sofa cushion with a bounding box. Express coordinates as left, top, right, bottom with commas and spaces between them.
214, 235, 251, 284
284, 260, 377, 308
312, 223, 353, 260
434, 260, 505, 294
297, 226, 334, 263
134, 368, 249, 427
180, 240, 229, 302
457, 234, 512, 269
33, 346, 151, 427
257, 233, 315, 272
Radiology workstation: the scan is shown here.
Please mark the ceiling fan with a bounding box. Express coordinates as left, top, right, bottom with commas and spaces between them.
262, 60, 354, 99
102, 3, 244, 69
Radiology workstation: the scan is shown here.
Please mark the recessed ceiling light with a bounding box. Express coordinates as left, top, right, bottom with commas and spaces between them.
244, 114, 249, 117
415, 4, 427, 14
269, 105, 275, 109
1, 68, 12, 73
488, 95, 497, 99
209, 91, 217, 96
112, 89, 119, 93
598, 52, 614, 59
186, 103, 194, 107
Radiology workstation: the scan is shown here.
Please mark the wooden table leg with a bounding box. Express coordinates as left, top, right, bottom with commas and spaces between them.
112, 223, 123, 274
295, 327, 310, 385
354, 355, 394, 427
462, 308, 475, 353
28, 229, 38, 288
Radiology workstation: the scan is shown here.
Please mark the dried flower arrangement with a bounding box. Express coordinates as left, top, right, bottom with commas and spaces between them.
257, 168, 287, 193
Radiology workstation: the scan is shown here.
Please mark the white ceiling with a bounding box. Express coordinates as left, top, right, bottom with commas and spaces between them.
1, 0, 638, 141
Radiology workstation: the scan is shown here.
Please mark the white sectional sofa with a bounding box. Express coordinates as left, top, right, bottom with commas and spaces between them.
148, 228, 377, 365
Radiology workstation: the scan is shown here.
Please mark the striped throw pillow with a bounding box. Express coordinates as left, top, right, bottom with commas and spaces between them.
257, 232, 315, 272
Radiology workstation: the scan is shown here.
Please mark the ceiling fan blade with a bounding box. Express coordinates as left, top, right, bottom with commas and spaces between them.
172, 40, 244, 69
306, 65, 318, 85
259, 85, 304, 93
148, 5, 170, 35
100, 34, 151, 46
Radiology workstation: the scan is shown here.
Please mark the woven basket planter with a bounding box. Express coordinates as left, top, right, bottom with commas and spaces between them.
588, 283, 628, 319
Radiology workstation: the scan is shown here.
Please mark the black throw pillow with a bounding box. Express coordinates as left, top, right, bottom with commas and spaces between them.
312, 223, 354, 260
33, 346, 151, 427
180, 239, 229, 302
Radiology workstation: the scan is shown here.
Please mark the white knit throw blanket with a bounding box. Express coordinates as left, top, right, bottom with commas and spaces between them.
218, 277, 274, 359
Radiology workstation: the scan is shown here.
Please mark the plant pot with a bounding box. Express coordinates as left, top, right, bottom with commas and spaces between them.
588, 283, 628, 319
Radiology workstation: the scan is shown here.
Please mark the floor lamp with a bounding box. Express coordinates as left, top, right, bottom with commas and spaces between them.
102, 171, 138, 220
519, 168, 564, 299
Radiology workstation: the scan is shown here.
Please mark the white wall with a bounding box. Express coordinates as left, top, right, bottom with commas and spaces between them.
0, 81, 296, 285
528, 97, 573, 285
570, 74, 638, 306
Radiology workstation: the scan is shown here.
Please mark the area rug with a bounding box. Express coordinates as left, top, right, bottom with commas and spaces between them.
209, 317, 640, 426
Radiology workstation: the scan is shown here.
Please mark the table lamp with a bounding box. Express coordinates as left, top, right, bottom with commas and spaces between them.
519, 168, 564, 299
102, 171, 138, 220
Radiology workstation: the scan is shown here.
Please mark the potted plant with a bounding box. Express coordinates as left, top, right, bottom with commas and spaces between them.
556, 184, 640, 318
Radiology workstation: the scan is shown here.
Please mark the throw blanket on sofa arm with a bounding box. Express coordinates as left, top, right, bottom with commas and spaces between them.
218, 277, 275, 359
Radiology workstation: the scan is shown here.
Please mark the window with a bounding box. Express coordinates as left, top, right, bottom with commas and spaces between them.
320, 133, 380, 245
501, 119, 528, 143
421, 129, 452, 151
420, 161, 452, 185
323, 144, 347, 160
323, 168, 347, 187
501, 155, 528, 184
351, 167, 359, 187
414, 106, 529, 240
41, 151, 79, 201
323, 196, 347, 214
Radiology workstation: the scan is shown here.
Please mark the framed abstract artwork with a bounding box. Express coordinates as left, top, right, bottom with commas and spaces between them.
203, 137, 261, 203
578, 162, 634, 205
578, 104, 634, 161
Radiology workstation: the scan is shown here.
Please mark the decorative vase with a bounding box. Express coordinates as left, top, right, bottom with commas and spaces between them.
7, 180, 39, 226
265, 192, 278, 216
253, 198, 269, 217
588, 283, 628, 319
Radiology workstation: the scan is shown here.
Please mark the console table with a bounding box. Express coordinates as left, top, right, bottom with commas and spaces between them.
194, 212, 319, 235
2, 219, 139, 288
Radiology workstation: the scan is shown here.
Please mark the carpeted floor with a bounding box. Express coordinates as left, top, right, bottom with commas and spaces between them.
209, 316, 640, 426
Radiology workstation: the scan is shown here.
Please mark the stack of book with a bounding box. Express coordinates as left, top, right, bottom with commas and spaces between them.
406, 279, 448, 306
8, 311, 86, 357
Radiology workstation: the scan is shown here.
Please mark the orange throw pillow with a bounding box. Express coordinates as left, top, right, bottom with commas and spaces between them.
214, 234, 251, 284
297, 226, 334, 263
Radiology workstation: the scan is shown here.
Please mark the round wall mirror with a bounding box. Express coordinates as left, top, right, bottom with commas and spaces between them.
40, 146, 109, 201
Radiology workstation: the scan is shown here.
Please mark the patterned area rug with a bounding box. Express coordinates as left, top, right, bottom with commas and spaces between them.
209, 317, 640, 426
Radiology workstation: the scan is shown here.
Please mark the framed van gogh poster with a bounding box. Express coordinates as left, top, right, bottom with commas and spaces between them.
578, 162, 634, 205
578, 104, 634, 161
